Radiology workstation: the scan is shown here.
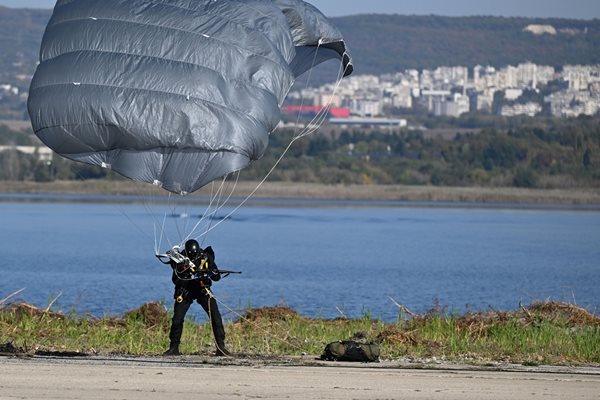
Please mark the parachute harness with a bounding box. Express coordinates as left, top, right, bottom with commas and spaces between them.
157, 246, 241, 282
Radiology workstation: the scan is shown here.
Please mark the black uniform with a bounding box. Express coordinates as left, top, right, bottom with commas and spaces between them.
166, 246, 228, 355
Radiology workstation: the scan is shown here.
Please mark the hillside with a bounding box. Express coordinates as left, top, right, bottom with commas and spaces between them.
333, 15, 600, 75
0, 6, 49, 82
1, 7, 599, 83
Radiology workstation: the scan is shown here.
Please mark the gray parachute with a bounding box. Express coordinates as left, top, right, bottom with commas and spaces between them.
28, 0, 353, 194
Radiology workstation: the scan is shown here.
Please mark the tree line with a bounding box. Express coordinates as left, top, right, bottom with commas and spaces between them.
1, 116, 598, 189
241, 116, 600, 189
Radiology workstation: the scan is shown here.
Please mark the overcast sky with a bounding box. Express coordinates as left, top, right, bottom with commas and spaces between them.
2, 0, 600, 20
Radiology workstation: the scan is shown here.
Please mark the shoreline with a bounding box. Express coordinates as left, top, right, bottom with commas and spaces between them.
2, 180, 600, 207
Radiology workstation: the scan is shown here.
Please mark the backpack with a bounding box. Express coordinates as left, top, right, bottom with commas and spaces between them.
320, 340, 380, 362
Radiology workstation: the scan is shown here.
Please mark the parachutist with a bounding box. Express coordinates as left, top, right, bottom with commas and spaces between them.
162, 239, 230, 357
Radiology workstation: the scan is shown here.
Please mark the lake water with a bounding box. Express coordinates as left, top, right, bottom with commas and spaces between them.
1, 196, 599, 322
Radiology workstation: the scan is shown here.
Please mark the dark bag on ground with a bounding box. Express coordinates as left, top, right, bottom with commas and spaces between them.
320, 340, 380, 362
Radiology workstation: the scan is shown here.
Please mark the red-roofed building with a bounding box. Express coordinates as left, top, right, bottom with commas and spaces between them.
282, 105, 351, 119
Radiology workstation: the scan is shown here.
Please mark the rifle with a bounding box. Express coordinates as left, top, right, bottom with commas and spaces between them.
216, 269, 242, 278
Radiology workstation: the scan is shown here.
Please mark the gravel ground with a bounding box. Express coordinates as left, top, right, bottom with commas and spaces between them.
1, 354, 599, 400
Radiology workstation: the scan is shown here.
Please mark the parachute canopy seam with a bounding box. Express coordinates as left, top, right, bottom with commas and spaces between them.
34, 123, 98, 154
37, 48, 280, 101
58, 0, 294, 63
34, 124, 249, 155
53, 0, 291, 42
229, 0, 291, 35
45, 16, 289, 68
128, 0, 294, 62
30, 81, 269, 134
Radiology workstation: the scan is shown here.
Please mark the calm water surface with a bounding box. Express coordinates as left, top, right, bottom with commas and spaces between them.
1, 198, 599, 322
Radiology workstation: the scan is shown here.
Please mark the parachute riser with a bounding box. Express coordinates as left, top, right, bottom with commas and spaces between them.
155, 246, 241, 279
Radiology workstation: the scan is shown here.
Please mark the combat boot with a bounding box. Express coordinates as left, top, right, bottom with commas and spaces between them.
163, 345, 180, 356
214, 339, 231, 357
214, 347, 231, 357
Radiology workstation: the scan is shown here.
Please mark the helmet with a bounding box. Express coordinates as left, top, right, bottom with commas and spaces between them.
184, 239, 201, 258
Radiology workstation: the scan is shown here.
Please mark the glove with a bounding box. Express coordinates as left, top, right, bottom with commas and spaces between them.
209, 267, 221, 281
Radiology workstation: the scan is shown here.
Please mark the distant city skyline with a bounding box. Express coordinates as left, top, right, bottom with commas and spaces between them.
2, 0, 600, 20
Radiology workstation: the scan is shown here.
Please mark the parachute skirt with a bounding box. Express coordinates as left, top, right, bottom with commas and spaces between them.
28, 0, 353, 194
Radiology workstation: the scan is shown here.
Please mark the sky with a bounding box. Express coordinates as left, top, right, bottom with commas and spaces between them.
1, 0, 600, 20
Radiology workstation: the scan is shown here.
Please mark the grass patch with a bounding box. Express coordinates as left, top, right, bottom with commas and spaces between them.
1, 300, 598, 365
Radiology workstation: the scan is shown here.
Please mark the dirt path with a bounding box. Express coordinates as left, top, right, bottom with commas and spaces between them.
1, 356, 599, 400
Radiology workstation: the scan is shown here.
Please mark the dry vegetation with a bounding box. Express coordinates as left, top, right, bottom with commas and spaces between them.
1, 300, 598, 366
2, 180, 600, 205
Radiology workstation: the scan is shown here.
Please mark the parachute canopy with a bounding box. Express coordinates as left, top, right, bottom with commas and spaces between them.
28, 0, 353, 194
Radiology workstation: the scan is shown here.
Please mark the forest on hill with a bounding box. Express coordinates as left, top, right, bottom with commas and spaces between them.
333, 14, 600, 75
1, 116, 598, 190
0, 7, 48, 81
1, 7, 600, 83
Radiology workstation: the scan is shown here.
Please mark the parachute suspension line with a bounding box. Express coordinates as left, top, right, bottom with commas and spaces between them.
206, 289, 309, 355
183, 171, 236, 246
154, 192, 172, 255
178, 189, 195, 245
182, 174, 228, 246
170, 194, 187, 248
280, 59, 348, 152
198, 175, 228, 247
157, 56, 351, 244
154, 221, 164, 256
151, 173, 232, 256
116, 202, 154, 244
292, 40, 323, 133
290, 76, 347, 141
184, 50, 349, 240
152, 192, 163, 255
195, 178, 221, 243
208, 175, 230, 226
179, 178, 220, 247
200, 171, 241, 246
288, 46, 352, 142
292, 56, 350, 141
152, 191, 176, 256
199, 135, 297, 237
197, 58, 351, 238
195, 179, 219, 246
66, 166, 153, 247
205, 288, 232, 357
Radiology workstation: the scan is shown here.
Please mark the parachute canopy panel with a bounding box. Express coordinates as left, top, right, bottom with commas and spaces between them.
28, 0, 352, 194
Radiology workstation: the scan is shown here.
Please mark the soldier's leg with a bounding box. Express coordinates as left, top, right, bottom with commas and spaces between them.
165, 300, 191, 355
198, 292, 229, 355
